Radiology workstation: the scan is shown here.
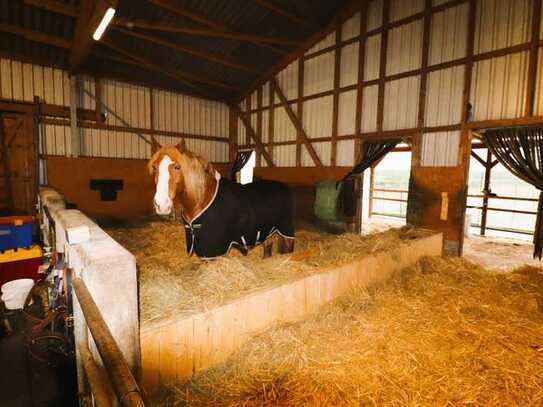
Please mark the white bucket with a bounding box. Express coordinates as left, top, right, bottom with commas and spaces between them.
1, 279, 34, 310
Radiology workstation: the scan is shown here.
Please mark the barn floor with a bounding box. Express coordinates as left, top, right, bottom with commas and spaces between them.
463, 234, 543, 271
150, 255, 543, 406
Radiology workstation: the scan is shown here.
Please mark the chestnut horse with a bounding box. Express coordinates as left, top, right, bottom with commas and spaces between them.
148, 137, 295, 258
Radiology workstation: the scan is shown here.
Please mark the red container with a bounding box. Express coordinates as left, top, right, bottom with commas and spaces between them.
0, 245, 42, 287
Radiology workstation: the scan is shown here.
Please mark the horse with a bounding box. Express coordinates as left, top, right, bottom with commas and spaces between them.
148, 137, 295, 258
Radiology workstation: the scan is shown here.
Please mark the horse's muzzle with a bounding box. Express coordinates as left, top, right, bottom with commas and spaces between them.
154, 199, 172, 215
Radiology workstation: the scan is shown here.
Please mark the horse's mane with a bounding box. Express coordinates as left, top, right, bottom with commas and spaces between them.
148, 146, 216, 205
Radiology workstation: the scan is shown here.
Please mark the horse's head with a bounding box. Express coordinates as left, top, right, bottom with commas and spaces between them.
148, 137, 216, 216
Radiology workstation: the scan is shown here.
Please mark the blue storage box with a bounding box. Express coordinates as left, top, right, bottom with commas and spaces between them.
0, 216, 33, 251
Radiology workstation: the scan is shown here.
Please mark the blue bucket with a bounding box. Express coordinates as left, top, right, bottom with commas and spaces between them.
0, 216, 33, 251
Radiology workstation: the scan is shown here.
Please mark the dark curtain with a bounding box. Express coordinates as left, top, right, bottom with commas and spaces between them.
230, 150, 253, 181
483, 126, 543, 259
341, 138, 402, 182
338, 138, 401, 221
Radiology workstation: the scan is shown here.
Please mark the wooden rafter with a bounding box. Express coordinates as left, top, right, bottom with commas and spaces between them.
70, 0, 118, 71
100, 40, 236, 96
23, 0, 77, 17
252, 0, 318, 30
146, 0, 287, 54
240, 0, 361, 102
114, 27, 258, 74
232, 105, 275, 167
271, 78, 323, 167
113, 18, 296, 46
0, 23, 71, 49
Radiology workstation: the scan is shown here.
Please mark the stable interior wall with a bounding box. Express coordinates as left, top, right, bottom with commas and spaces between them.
236, 0, 543, 253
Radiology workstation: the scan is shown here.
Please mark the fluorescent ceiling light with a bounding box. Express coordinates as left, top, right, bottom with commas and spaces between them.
93, 7, 116, 41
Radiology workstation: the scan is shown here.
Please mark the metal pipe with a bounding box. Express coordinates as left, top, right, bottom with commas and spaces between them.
72, 278, 145, 407
78, 342, 113, 407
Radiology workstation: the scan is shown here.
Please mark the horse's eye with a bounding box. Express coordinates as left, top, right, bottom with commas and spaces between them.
174, 164, 181, 170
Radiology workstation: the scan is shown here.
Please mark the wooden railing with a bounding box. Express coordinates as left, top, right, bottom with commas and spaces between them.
73, 278, 145, 407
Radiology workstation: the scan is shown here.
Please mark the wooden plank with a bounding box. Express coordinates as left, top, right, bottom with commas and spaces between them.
114, 27, 258, 74
158, 324, 178, 385
140, 232, 444, 394
525, 0, 542, 116
331, 28, 342, 166
271, 78, 323, 167
228, 105, 238, 163
414, 0, 433, 166
113, 18, 297, 47
376, 0, 390, 134
251, 0, 318, 30
256, 87, 263, 167
354, 1, 368, 162
234, 105, 276, 167
296, 58, 304, 167
268, 82, 275, 161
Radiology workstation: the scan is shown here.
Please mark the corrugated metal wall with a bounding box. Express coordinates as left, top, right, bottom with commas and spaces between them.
238, 0, 539, 168
0, 58, 229, 162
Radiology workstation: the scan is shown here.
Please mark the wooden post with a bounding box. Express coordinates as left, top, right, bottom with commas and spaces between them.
479, 148, 492, 236
331, 28, 342, 166
72, 278, 145, 407
228, 105, 238, 163
354, 1, 368, 163
525, 0, 542, 117
376, 0, 390, 135
256, 87, 263, 167
268, 82, 274, 162
296, 58, 304, 167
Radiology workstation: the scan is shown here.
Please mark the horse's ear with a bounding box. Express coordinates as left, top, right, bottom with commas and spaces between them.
151, 136, 161, 154
176, 138, 187, 152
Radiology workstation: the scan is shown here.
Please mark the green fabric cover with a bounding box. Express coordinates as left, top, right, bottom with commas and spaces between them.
314, 181, 341, 221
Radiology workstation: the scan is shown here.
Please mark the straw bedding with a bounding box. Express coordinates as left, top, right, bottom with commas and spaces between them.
105, 218, 428, 325
150, 256, 543, 406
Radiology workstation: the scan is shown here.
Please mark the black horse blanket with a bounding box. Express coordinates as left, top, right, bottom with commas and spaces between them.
182, 178, 295, 258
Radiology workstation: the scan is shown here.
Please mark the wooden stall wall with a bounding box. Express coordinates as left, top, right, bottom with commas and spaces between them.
236, 0, 543, 254
0, 58, 230, 163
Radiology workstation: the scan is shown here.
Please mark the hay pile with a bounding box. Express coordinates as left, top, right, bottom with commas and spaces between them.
151, 256, 543, 406
105, 218, 428, 325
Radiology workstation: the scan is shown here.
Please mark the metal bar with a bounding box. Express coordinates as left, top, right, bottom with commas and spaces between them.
466, 206, 537, 215
480, 149, 492, 235
370, 197, 408, 203
78, 342, 113, 407
468, 223, 534, 236
467, 194, 539, 202
372, 188, 409, 193
72, 278, 145, 407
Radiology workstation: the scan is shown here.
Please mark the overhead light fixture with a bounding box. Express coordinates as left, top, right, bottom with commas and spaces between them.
93, 7, 116, 41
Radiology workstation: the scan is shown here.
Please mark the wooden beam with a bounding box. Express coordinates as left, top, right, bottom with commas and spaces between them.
413, 0, 432, 166
114, 27, 258, 74
331, 28, 342, 166
376, 0, 390, 133
256, 88, 263, 167
240, 0, 361, 102
0, 23, 71, 49
251, 0, 318, 30
296, 58, 304, 166
233, 105, 275, 167
41, 117, 229, 142
100, 40, 238, 93
268, 82, 275, 162
23, 0, 78, 17
70, 0, 118, 71
525, 0, 542, 116
354, 1, 368, 163
271, 78, 323, 167
113, 18, 297, 46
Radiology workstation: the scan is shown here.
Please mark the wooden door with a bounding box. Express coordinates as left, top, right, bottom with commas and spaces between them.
0, 111, 38, 215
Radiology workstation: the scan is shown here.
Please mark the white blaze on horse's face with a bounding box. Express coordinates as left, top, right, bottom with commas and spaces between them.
154, 155, 174, 215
